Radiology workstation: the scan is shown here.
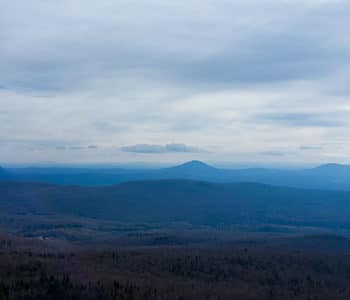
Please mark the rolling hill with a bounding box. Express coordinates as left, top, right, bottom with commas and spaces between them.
3, 161, 350, 191
0, 166, 7, 178
1, 179, 350, 230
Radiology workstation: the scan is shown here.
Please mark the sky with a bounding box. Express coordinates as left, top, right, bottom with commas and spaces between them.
1, 0, 350, 166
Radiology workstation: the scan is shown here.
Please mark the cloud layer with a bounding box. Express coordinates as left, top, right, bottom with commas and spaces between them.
121, 144, 203, 154
1, 1, 350, 165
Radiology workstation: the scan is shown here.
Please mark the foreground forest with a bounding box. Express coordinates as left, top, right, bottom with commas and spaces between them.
1, 177, 350, 299
1, 234, 350, 300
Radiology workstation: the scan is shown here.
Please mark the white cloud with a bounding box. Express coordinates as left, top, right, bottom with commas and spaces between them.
121, 143, 204, 154
1, 0, 350, 164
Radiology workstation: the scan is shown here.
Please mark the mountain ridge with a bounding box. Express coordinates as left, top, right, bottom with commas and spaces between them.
1, 179, 350, 229
2, 161, 350, 190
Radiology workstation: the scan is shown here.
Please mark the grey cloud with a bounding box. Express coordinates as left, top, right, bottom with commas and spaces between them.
121, 144, 164, 154
174, 33, 336, 87
121, 143, 203, 154
55, 146, 67, 150
0, 31, 336, 92
3, 1, 350, 164
69, 146, 84, 150
300, 146, 323, 151
93, 121, 127, 133
259, 151, 287, 157
56, 145, 97, 150
1, 1, 350, 92
0, 110, 9, 116
165, 144, 202, 153
256, 113, 343, 127
0, 139, 73, 149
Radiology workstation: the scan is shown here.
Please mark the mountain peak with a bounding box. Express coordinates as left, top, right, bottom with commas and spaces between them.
308, 163, 350, 176
183, 160, 210, 165
315, 163, 348, 170
178, 160, 214, 169
167, 161, 217, 174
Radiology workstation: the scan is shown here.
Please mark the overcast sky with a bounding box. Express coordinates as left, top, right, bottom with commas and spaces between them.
1, 0, 350, 166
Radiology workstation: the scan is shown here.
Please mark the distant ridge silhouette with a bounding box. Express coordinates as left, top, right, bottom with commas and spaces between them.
2, 161, 350, 190
166, 160, 216, 171
1, 179, 350, 228
0, 166, 7, 178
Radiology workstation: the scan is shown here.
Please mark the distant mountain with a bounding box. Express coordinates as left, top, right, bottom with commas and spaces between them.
1, 180, 350, 229
157, 162, 350, 190
166, 160, 216, 173
314, 163, 345, 170
157, 160, 223, 180
0, 166, 9, 179
307, 163, 350, 176
2, 161, 350, 191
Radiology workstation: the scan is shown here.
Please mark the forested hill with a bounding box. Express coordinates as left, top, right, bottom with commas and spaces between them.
0, 166, 7, 178
1, 179, 350, 229
3, 161, 350, 191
